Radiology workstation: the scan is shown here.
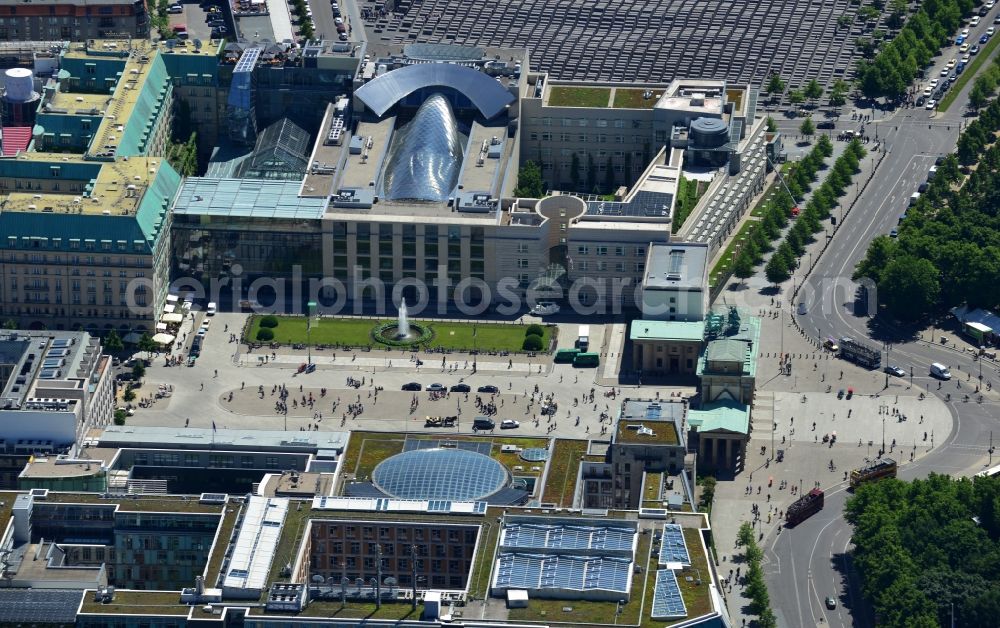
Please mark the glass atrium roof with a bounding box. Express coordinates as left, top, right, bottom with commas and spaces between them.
372, 447, 509, 501
382, 93, 464, 202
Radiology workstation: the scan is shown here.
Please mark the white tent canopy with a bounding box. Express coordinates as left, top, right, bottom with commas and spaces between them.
151, 333, 175, 345
166, 294, 179, 303
161, 313, 183, 324
155, 322, 168, 331
163, 303, 176, 313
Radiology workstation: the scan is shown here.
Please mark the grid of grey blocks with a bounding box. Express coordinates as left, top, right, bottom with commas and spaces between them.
362, 0, 865, 85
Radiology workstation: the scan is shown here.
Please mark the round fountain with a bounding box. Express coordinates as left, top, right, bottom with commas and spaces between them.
372, 299, 433, 346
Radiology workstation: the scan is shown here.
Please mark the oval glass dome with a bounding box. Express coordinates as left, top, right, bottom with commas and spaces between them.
372, 447, 509, 501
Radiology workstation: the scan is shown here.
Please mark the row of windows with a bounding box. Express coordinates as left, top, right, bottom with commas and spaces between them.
577, 245, 645, 257
536, 117, 640, 129
575, 261, 645, 273
6, 239, 148, 254
531, 133, 649, 145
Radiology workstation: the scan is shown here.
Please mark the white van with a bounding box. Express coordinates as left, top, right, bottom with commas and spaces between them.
910, 192, 921, 206
930, 362, 951, 380
206, 302, 217, 315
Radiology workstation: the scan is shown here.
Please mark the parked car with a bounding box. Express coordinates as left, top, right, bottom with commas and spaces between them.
338, 32, 349, 40
500, 420, 520, 429
167, 4, 183, 13
960, 43, 970, 53
401, 382, 422, 391
926, 99, 937, 109
531, 301, 560, 316
817, 120, 835, 129
450, 384, 471, 393
426, 383, 446, 392
889, 228, 898, 237
477, 385, 499, 394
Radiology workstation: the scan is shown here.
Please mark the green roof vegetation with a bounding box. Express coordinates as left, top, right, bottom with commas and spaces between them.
246, 316, 553, 353
644, 473, 663, 502
80, 590, 190, 616
343, 432, 552, 481
256, 600, 424, 620
0, 492, 16, 527
203, 502, 243, 585
42, 492, 224, 513
671, 175, 707, 234
547, 86, 611, 108
541, 439, 588, 506
616, 420, 680, 446
612, 88, 660, 109
468, 517, 502, 599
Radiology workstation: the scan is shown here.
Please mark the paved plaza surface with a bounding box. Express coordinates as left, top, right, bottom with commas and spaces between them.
360, 0, 866, 85
124, 312, 694, 440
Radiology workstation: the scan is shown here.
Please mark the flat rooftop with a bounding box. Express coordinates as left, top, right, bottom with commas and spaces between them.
40, 491, 226, 514
644, 242, 709, 291
616, 420, 681, 446
336, 117, 394, 193
19, 457, 106, 478
2, 156, 168, 216
48, 91, 112, 116
98, 425, 349, 454
655, 80, 726, 115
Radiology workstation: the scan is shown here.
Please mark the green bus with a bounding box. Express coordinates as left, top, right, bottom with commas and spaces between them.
554, 348, 580, 363
573, 352, 600, 367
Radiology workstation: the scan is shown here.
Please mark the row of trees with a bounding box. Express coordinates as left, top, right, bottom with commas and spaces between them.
856, 0, 976, 99
290, 0, 315, 40
970, 53, 1000, 110
845, 473, 1000, 628
765, 138, 867, 284
854, 95, 1000, 319
728, 136, 833, 284
736, 522, 777, 628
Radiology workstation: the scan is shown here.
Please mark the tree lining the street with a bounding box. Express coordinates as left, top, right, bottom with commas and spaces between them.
753, 137, 867, 286
845, 473, 1000, 628
856, 0, 976, 100
854, 95, 1000, 320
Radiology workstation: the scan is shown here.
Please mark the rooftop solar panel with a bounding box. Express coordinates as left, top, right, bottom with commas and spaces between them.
651, 569, 688, 619
494, 553, 631, 594
0, 588, 81, 624
503, 522, 635, 553
658, 523, 691, 565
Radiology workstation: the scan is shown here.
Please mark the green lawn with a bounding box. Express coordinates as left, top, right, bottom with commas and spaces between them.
613, 88, 660, 109
548, 86, 611, 108
246, 316, 554, 353
940, 31, 1000, 112
541, 439, 588, 506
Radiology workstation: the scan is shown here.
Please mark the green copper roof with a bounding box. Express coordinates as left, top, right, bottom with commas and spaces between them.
630, 320, 704, 342
687, 400, 750, 435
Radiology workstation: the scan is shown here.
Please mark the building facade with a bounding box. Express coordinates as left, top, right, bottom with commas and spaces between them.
0, 0, 149, 42
304, 519, 481, 591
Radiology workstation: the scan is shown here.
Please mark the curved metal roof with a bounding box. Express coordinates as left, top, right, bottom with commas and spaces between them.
355, 63, 515, 119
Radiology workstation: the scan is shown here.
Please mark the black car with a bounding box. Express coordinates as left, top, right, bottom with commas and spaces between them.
817, 120, 835, 129
477, 385, 499, 394
450, 384, 471, 393
401, 382, 422, 391
935, 155, 945, 166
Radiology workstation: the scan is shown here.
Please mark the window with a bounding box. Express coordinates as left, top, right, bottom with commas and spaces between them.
615, 246, 625, 256
635, 246, 646, 257
517, 259, 529, 269
635, 262, 645, 273
577, 245, 589, 255
596, 246, 608, 256
596, 119, 608, 127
